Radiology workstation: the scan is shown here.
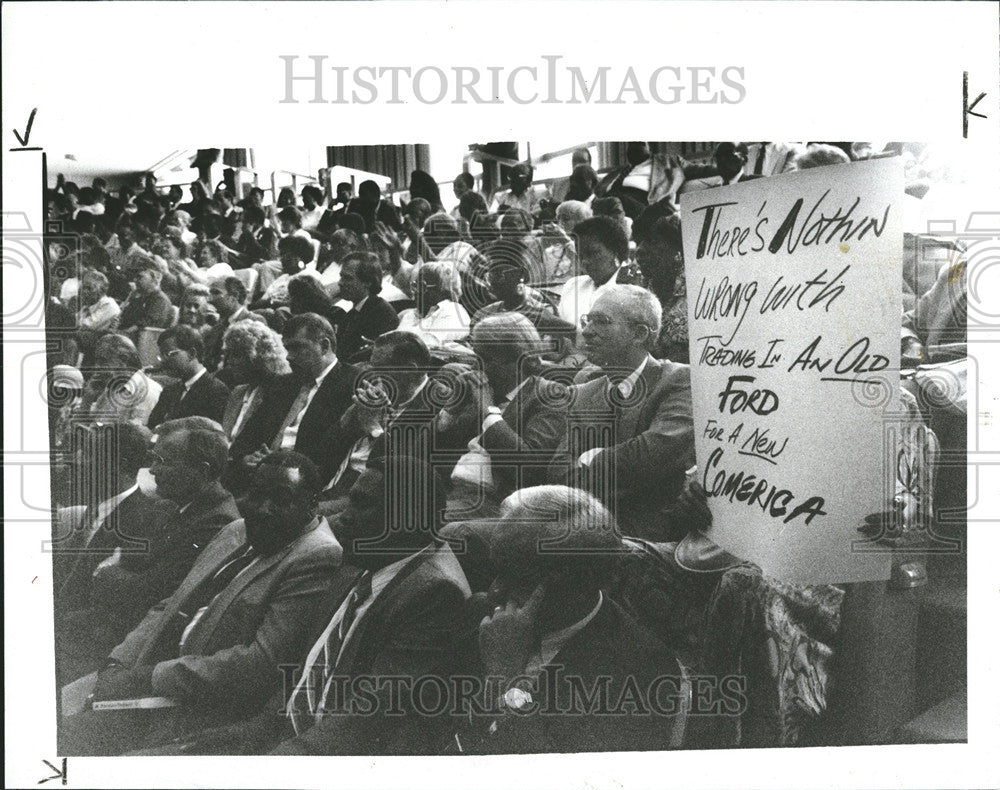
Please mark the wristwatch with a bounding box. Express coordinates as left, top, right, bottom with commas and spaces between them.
502, 686, 533, 712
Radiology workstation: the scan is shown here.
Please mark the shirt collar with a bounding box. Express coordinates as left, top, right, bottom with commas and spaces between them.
312, 358, 339, 388
614, 354, 650, 398
369, 551, 420, 600
184, 367, 207, 391
352, 295, 369, 312
538, 591, 603, 666
724, 167, 746, 185
95, 482, 139, 522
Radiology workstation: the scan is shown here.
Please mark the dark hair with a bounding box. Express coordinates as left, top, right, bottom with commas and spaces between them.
159, 324, 206, 360
277, 206, 303, 228
408, 170, 442, 211
276, 187, 297, 208
499, 208, 533, 235
342, 252, 384, 295
278, 234, 315, 264
92, 421, 153, 477
358, 180, 381, 201
337, 211, 367, 237
218, 275, 248, 303
287, 275, 334, 316
283, 311, 337, 351
458, 191, 488, 223
259, 449, 321, 496
94, 333, 142, 372
336, 181, 354, 194
372, 330, 431, 367
454, 172, 474, 190
485, 238, 532, 279
574, 216, 629, 262
243, 205, 266, 225
301, 185, 323, 204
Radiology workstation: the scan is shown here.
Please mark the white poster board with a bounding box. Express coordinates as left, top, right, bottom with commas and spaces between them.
682, 158, 902, 584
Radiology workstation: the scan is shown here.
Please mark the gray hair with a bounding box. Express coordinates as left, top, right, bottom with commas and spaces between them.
494, 485, 624, 589
599, 284, 663, 344
223, 318, 291, 378
794, 144, 851, 170
556, 200, 592, 231
418, 260, 460, 300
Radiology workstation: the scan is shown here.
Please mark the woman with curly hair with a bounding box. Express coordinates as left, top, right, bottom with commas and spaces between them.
219, 318, 291, 443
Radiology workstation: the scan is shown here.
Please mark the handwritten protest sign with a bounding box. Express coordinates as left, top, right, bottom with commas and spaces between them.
681, 158, 902, 584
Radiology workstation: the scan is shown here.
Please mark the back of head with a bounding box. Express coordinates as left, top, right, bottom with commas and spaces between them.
358, 180, 380, 201
224, 318, 291, 377
278, 233, 316, 265
556, 199, 592, 228
282, 311, 337, 352
795, 144, 852, 170
367, 453, 447, 546
100, 420, 154, 478
155, 416, 229, 481
287, 274, 333, 314
337, 211, 368, 238
472, 311, 543, 363
95, 333, 142, 372
159, 323, 205, 360
493, 485, 624, 592
458, 191, 489, 223
372, 329, 431, 368
499, 208, 533, 236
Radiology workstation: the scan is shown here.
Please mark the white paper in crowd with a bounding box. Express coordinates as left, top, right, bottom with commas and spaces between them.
682, 158, 902, 584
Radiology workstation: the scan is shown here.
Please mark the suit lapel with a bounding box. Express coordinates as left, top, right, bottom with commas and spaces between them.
334, 546, 433, 673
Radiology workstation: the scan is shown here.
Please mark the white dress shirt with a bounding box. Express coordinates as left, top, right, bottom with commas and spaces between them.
396, 300, 471, 347
557, 274, 620, 328
279, 358, 339, 449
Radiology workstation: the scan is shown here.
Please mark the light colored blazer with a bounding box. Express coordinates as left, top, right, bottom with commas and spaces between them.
110, 517, 354, 736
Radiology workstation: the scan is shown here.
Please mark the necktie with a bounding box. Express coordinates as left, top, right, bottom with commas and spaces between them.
179, 545, 258, 621
275, 380, 316, 450
287, 570, 372, 732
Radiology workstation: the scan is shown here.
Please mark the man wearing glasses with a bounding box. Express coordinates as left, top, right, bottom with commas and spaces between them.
558, 284, 695, 541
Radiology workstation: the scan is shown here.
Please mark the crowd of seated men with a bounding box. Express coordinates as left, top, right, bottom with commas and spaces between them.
45, 141, 967, 755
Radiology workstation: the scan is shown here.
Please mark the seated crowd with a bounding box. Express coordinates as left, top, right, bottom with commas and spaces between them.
45, 141, 966, 755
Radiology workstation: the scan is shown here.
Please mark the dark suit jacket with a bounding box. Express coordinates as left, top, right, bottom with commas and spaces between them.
292, 362, 360, 484
52, 490, 160, 615
479, 375, 568, 497
225, 376, 299, 472
335, 296, 399, 361
484, 359, 694, 539
89, 481, 241, 643
147, 372, 231, 430
272, 544, 473, 755
104, 518, 353, 745
466, 597, 689, 753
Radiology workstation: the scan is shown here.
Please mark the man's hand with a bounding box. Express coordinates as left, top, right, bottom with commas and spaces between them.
460, 370, 496, 414
478, 582, 546, 680
341, 381, 389, 437
241, 443, 271, 470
